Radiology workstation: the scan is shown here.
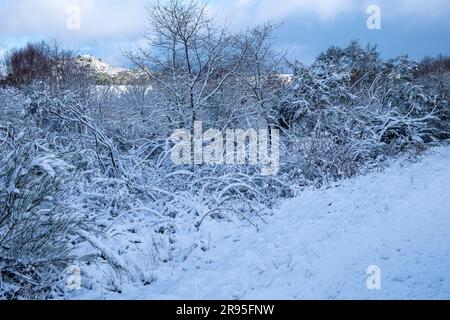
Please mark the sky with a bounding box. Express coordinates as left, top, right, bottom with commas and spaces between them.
0, 0, 449, 67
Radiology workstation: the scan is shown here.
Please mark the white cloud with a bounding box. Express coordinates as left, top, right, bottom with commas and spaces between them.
1, 0, 448, 38
0, 0, 147, 39
378, 0, 450, 18
208, 0, 356, 28
0, 0, 149, 64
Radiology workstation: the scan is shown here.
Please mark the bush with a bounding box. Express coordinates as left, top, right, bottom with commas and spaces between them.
276, 42, 449, 184
417, 55, 450, 76
3, 41, 94, 92
0, 132, 79, 299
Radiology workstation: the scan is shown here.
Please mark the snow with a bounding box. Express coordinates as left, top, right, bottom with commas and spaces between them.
75, 145, 450, 300
77, 55, 128, 76
76, 230, 129, 274
29, 155, 72, 178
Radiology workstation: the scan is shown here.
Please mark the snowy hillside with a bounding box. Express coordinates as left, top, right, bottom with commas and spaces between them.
75, 55, 142, 84
74, 146, 450, 300
77, 55, 128, 76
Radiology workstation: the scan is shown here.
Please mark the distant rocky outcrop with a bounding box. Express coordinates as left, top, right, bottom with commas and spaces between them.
75, 55, 145, 85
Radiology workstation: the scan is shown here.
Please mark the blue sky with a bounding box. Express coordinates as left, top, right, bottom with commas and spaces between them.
1, 0, 449, 66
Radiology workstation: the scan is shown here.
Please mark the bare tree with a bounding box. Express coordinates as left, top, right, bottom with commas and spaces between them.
237, 23, 287, 129
3, 40, 95, 96
126, 0, 246, 130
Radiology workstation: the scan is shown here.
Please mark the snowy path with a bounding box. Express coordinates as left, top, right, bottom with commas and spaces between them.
100, 147, 450, 300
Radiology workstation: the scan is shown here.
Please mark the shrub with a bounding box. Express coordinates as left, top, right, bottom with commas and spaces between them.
0, 132, 79, 299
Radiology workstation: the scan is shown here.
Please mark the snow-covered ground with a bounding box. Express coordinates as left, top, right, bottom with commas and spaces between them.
76, 146, 450, 300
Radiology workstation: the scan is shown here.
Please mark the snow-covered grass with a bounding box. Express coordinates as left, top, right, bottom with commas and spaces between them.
71, 145, 450, 300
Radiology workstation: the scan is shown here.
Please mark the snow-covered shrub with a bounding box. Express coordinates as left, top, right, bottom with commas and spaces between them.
315, 41, 381, 86
21, 86, 124, 178
0, 133, 79, 299
277, 42, 448, 184
277, 61, 355, 131
366, 56, 448, 146
418, 55, 450, 76
415, 74, 450, 141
